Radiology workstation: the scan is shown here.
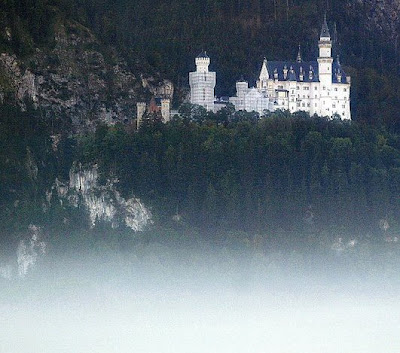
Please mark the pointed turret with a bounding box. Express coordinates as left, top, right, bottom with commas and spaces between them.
258, 57, 269, 90
296, 44, 302, 63
320, 14, 330, 39
288, 66, 297, 81
259, 57, 269, 80
318, 15, 333, 86
335, 55, 343, 82
197, 51, 209, 59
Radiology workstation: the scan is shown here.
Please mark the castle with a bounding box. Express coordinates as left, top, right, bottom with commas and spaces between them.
136, 97, 171, 127
189, 16, 351, 120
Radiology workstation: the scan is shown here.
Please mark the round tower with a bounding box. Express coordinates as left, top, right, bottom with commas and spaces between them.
189, 52, 216, 111
195, 52, 211, 73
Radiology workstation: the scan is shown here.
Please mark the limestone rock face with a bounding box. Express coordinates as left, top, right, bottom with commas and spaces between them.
17, 225, 47, 278
0, 21, 174, 133
51, 163, 152, 232
0, 225, 47, 280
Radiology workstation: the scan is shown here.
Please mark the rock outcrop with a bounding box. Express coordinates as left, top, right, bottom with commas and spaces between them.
50, 163, 152, 231
0, 20, 174, 132
0, 224, 47, 280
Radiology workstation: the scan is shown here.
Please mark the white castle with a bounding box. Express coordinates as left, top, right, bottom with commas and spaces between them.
189, 17, 351, 120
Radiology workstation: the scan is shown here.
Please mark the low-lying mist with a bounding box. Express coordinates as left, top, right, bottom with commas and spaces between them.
1, 229, 400, 353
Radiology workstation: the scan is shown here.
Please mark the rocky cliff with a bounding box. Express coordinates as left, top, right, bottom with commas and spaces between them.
50, 163, 152, 232
0, 19, 173, 133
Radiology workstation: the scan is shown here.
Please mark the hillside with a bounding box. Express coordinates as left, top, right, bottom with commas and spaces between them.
1, 1, 400, 281
0, 1, 173, 132
1, 1, 400, 130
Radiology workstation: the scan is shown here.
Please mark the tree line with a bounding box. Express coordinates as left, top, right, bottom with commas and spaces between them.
78, 108, 400, 240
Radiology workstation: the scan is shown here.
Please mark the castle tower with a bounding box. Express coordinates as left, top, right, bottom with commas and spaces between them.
161, 99, 171, 122
189, 52, 216, 111
317, 15, 333, 87
136, 102, 146, 128
317, 15, 334, 117
233, 79, 249, 111
296, 44, 302, 63
257, 58, 269, 91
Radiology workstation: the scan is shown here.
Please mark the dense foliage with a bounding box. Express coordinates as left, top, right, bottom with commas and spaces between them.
0, 103, 76, 250
78, 109, 400, 240
1, 103, 400, 256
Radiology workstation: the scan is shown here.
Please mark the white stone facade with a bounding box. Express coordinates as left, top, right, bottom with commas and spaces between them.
229, 81, 274, 114
161, 99, 171, 122
136, 98, 171, 128
190, 17, 351, 120
189, 52, 216, 112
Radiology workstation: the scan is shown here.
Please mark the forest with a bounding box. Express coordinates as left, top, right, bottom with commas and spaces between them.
2, 104, 400, 251
0, 0, 400, 251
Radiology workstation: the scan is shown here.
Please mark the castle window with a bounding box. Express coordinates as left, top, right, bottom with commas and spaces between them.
307, 103, 310, 107
297, 103, 300, 107
323, 86, 326, 90
333, 104, 336, 108
315, 95, 317, 98
315, 103, 317, 107
344, 88, 347, 92
302, 103, 305, 107
334, 88, 338, 91
297, 86, 299, 90
342, 104, 345, 108
315, 87, 318, 90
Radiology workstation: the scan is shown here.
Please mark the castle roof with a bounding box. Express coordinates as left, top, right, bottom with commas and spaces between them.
296, 45, 302, 63
197, 51, 209, 59
320, 15, 330, 38
268, 61, 319, 82
287, 67, 297, 81
267, 60, 349, 84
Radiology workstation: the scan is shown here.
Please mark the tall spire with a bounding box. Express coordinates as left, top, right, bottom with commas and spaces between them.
259, 57, 269, 80
320, 13, 330, 39
296, 44, 302, 62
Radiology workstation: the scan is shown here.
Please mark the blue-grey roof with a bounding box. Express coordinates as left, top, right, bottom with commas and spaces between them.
332, 59, 348, 84
268, 61, 319, 82
197, 51, 209, 59
288, 68, 297, 81
266, 60, 348, 84
321, 16, 330, 38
